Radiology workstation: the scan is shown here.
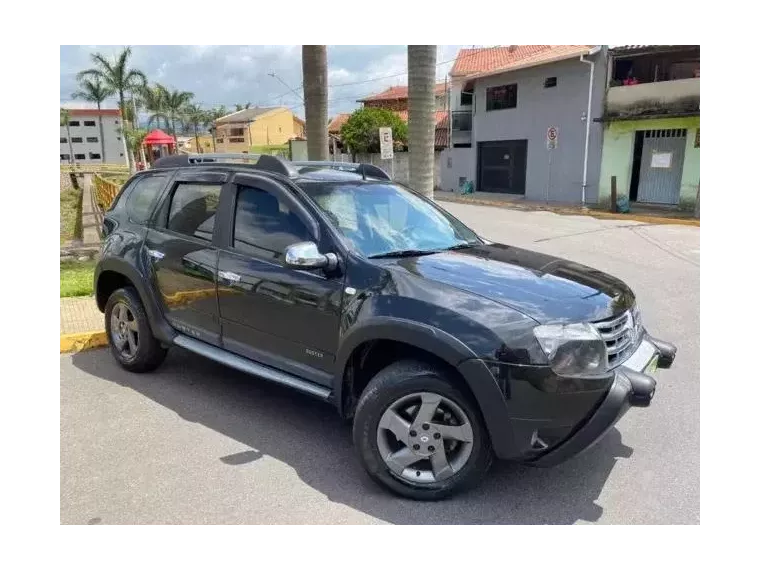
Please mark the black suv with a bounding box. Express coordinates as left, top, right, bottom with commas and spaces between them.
95, 154, 676, 500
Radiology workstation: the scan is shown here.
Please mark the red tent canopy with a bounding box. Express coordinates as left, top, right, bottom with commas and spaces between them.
143, 129, 175, 145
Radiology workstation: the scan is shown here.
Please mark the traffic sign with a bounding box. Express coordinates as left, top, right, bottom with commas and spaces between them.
546, 126, 558, 150
379, 127, 394, 160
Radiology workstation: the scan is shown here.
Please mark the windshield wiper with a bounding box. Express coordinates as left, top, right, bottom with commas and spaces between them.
445, 242, 479, 251
368, 249, 441, 259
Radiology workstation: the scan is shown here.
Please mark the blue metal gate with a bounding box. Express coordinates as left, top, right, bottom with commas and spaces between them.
637, 129, 686, 205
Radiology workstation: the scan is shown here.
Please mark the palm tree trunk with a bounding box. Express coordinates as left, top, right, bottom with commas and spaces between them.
195, 125, 201, 153
302, 45, 329, 160
120, 91, 136, 172
97, 102, 107, 163
407, 45, 437, 199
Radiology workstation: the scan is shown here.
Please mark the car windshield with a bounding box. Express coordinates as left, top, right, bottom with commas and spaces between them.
302, 181, 482, 258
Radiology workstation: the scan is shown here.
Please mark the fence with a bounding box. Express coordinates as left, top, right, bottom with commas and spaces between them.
331, 152, 442, 188
93, 174, 122, 210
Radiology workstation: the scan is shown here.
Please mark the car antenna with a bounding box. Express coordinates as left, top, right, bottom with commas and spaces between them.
360, 163, 367, 180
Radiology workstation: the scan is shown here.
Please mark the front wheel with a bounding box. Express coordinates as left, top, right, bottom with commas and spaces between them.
105, 286, 167, 373
353, 360, 493, 500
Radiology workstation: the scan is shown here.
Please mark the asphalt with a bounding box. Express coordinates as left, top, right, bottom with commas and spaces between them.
60, 203, 700, 524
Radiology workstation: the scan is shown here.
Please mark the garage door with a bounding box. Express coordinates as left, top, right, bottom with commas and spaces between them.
637, 129, 686, 205
477, 140, 528, 194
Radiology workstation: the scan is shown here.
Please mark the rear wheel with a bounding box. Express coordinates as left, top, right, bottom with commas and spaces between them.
353, 360, 492, 500
105, 287, 167, 373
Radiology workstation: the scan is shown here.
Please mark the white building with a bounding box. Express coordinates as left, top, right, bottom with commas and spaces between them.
60, 108, 127, 165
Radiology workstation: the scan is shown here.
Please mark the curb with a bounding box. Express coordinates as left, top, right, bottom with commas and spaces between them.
60, 331, 108, 354
435, 195, 700, 227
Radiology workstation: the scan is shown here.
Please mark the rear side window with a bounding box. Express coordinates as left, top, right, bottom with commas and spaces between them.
124, 175, 169, 223
167, 183, 222, 242
233, 185, 313, 258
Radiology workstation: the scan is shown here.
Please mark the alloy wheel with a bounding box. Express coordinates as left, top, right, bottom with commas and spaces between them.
110, 302, 139, 360
376, 392, 474, 484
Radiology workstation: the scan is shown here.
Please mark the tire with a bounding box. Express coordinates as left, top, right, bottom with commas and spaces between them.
104, 286, 167, 373
353, 359, 493, 500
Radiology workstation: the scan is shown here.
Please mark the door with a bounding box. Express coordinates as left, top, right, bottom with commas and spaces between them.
636, 128, 687, 205
216, 173, 345, 386
478, 140, 528, 194
144, 170, 227, 346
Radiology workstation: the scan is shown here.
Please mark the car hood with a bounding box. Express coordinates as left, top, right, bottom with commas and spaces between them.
385, 243, 636, 323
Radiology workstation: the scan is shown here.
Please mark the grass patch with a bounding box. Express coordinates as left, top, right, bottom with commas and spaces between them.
61, 260, 96, 297
60, 188, 83, 245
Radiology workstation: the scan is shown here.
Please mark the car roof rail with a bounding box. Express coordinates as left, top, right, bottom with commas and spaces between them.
151, 153, 298, 177
291, 161, 391, 181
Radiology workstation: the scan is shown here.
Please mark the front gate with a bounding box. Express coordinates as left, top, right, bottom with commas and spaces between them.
636, 129, 687, 205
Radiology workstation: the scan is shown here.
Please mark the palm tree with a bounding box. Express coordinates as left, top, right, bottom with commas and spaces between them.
302, 45, 328, 160
407, 45, 437, 199
160, 86, 194, 143
183, 103, 208, 153
77, 47, 147, 171
207, 105, 228, 152
235, 102, 252, 111
71, 78, 114, 163
139, 84, 169, 131
60, 108, 74, 164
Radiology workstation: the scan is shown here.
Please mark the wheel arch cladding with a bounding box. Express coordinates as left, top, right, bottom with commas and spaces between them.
335, 317, 519, 458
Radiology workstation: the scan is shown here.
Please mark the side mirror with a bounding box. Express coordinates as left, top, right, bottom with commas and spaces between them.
284, 242, 338, 271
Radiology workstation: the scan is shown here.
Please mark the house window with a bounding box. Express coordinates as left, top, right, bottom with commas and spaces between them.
69, 120, 80, 127
229, 127, 245, 137
544, 77, 557, 88
74, 153, 86, 160
71, 137, 83, 143
89, 152, 101, 159
84, 120, 96, 126
229, 137, 245, 143
60, 137, 67, 143
486, 84, 518, 111
115, 120, 120, 125
278, 126, 282, 133
460, 90, 473, 106
60, 154, 71, 161
216, 138, 224, 143
86, 137, 99, 143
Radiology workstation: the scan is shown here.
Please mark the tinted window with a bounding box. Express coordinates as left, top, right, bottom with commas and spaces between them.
233, 186, 312, 258
486, 84, 518, 111
304, 182, 480, 257
125, 175, 169, 223
167, 183, 221, 241
84, 120, 96, 126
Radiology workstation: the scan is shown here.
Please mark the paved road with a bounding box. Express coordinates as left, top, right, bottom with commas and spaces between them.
61, 204, 699, 524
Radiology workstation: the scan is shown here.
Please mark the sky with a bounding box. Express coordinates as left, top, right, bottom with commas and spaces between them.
60, 45, 471, 120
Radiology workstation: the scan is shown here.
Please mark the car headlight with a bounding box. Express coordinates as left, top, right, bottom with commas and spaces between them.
533, 322, 608, 377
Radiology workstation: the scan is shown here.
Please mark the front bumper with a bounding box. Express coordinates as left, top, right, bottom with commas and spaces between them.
528, 334, 676, 467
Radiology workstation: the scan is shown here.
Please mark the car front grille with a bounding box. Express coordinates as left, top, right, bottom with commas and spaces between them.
592, 308, 640, 368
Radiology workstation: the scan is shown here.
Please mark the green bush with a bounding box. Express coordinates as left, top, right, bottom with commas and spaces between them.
340, 108, 408, 154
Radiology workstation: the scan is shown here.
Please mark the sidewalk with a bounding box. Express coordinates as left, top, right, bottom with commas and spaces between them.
433, 191, 700, 226
81, 175, 102, 248
60, 296, 107, 352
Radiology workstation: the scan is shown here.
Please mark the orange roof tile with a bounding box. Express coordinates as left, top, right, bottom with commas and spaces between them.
328, 113, 351, 133
359, 82, 446, 102
450, 45, 594, 78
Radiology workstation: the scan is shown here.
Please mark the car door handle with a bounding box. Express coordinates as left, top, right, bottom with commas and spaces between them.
147, 249, 165, 261
218, 270, 241, 283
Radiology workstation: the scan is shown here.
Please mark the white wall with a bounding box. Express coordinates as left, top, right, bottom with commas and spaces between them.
439, 148, 475, 192
60, 113, 127, 165
331, 152, 442, 188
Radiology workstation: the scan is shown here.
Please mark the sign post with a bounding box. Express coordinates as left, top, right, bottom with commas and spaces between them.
546, 126, 558, 202
379, 127, 394, 179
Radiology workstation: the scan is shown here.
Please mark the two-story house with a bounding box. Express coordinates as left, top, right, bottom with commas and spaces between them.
353, 83, 450, 150
597, 45, 700, 211
212, 106, 306, 153
60, 108, 127, 165
441, 45, 607, 204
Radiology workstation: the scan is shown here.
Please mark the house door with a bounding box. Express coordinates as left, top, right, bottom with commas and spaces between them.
636, 129, 687, 205
478, 140, 528, 194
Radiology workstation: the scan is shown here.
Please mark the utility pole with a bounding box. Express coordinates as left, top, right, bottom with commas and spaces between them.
302, 46, 329, 160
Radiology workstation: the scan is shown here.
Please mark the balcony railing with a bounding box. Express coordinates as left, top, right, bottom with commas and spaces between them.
451, 110, 472, 132
606, 77, 700, 117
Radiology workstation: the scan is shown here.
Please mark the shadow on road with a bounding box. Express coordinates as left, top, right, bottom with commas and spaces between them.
71, 348, 632, 524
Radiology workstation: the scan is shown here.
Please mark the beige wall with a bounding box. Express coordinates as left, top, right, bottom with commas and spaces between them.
214, 108, 305, 152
